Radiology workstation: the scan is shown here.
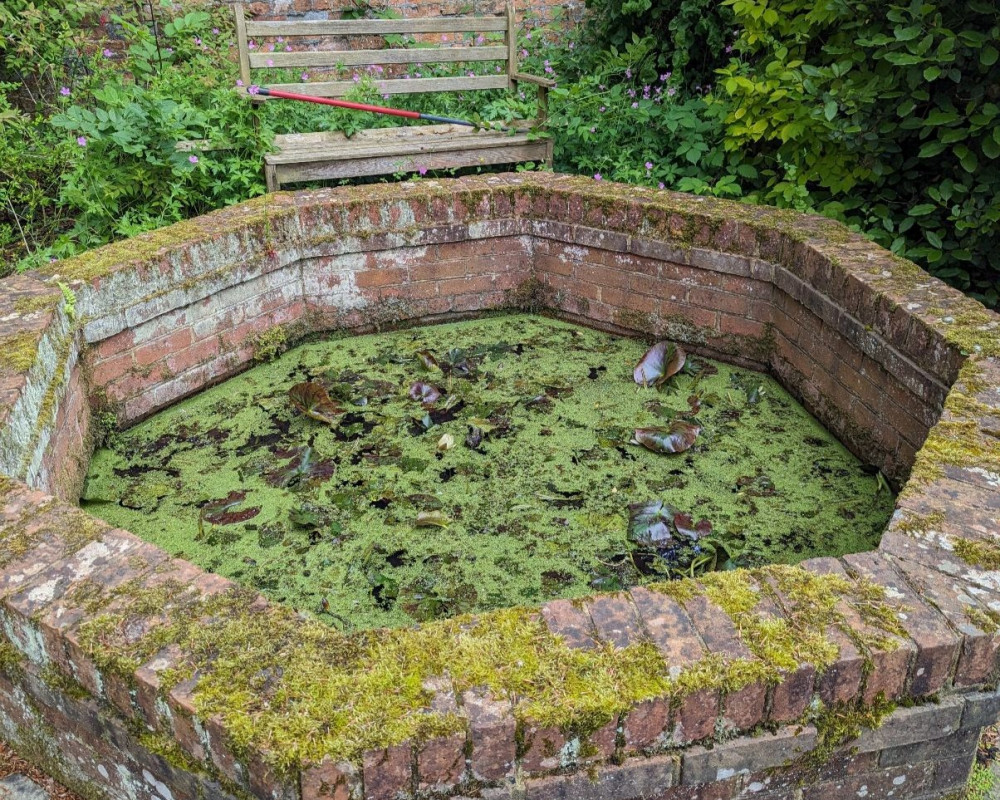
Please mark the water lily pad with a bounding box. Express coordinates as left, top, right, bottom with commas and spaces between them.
289, 382, 343, 424
200, 491, 260, 526
409, 381, 442, 405
416, 350, 439, 371
632, 420, 701, 454
628, 500, 677, 546
633, 342, 686, 387
415, 510, 450, 528
673, 512, 712, 540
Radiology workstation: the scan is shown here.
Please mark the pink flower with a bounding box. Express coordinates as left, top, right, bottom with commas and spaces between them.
301, 72, 309, 81
658, 182, 665, 189
631, 102, 638, 108
236, 79, 244, 87
189, 155, 199, 163
476, 34, 485, 44
194, 37, 201, 45
60, 86, 70, 96
267, 43, 275, 51
521, 49, 528, 57
594, 173, 602, 181
441, 34, 447, 41
418, 166, 428, 176
645, 161, 653, 170
266, 59, 274, 67
725, 45, 733, 53
212, 27, 219, 35
102, 48, 113, 58
599, 105, 606, 112
248, 85, 260, 95
248, 41, 256, 49
625, 67, 631, 78
352, 73, 360, 82
76, 136, 87, 147
667, 87, 676, 96
277, 36, 284, 43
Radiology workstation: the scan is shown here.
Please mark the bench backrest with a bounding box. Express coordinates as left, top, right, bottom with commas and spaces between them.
233, 2, 519, 100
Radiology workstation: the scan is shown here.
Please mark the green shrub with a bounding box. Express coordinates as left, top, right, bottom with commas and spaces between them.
716, 0, 1000, 305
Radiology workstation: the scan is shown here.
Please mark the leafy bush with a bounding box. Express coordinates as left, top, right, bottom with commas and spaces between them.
580, 0, 735, 90
716, 0, 1000, 305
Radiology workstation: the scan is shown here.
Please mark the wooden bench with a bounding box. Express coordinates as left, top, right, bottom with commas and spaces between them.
233, 2, 554, 191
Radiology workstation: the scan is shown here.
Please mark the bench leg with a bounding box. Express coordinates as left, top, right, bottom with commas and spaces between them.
264, 163, 279, 193
545, 138, 554, 169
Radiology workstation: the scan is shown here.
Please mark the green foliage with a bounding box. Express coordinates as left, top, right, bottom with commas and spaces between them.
715, 0, 1000, 305
580, 0, 735, 89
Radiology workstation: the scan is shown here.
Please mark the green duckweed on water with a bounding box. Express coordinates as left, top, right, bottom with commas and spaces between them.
81, 314, 894, 631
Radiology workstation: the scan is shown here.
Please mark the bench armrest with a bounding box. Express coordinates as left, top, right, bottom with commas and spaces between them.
511, 72, 556, 88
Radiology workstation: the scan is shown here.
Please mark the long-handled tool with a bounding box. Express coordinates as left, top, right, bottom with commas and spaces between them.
254, 86, 479, 127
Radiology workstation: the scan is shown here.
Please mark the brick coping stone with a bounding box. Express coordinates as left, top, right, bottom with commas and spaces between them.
0, 172, 998, 800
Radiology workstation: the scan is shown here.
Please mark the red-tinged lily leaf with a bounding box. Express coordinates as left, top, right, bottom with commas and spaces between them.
628, 500, 677, 546
416, 350, 439, 371
673, 512, 712, 541
265, 446, 335, 488
289, 381, 343, 424
415, 510, 450, 528
201, 491, 260, 526
632, 420, 701, 454
633, 341, 686, 387
409, 381, 442, 405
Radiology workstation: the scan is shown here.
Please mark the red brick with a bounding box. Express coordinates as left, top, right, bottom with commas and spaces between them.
671, 688, 718, 744
89, 351, 135, 388
133, 327, 193, 368
842, 552, 959, 697
520, 722, 567, 773
541, 599, 597, 650
624, 697, 670, 752
463, 689, 515, 782
362, 743, 412, 800
587, 593, 645, 649
417, 732, 465, 790
302, 757, 357, 800
718, 314, 767, 340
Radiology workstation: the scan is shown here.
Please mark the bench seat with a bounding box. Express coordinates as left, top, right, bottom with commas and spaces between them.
264, 125, 549, 186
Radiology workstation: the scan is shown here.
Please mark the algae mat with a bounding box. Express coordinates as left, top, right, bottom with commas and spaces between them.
81, 314, 894, 630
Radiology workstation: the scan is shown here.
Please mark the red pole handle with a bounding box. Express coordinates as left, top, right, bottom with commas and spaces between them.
256, 87, 422, 120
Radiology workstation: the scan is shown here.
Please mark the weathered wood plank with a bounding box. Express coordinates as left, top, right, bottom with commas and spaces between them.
266, 129, 534, 164
272, 141, 549, 184
233, 2, 252, 87
249, 45, 507, 69
259, 75, 509, 97
506, 0, 517, 86
245, 17, 508, 36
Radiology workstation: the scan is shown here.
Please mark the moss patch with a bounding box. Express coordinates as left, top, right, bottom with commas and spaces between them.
0, 331, 41, 376
81, 315, 893, 630
73, 565, 904, 771
953, 538, 1000, 571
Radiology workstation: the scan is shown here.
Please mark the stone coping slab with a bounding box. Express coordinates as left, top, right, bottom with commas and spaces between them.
0, 172, 998, 800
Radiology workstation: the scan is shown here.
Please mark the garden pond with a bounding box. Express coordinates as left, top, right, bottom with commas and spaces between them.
81, 314, 895, 630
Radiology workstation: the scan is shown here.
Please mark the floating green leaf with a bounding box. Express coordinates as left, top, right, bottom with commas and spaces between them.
632, 420, 701, 454
633, 341, 686, 387
628, 500, 677, 545
289, 381, 343, 425
415, 510, 450, 528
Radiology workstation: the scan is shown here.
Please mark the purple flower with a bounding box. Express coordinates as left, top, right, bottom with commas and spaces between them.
76, 136, 87, 147
248, 41, 256, 49
658, 182, 665, 189
212, 27, 219, 35
544, 65, 553, 74
569, 41, 575, 50
627, 88, 635, 98
301, 72, 309, 81
102, 48, 113, 58
625, 67, 631, 78
266, 59, 274, 67
476, 34, 485, 44
631, 102, 638, 109
441, 34, 448, 41
495, 65, 502, 72
60, 86, 70, 96
418, 166, 428, 176
525, 32, 532, 40
645, 161, 653, 170
188, 155, 199, 163
660, 72, 672, 81
267, 43, 275, 51
521, 48, 529, 57
725, 45, 733, 54
589, 126, 596, 132
594, 173, 602, 181
352, 73, 360, 82
667, 87, 676, 96
194, 37, 201, 45
248, 85, 260, 95
236, 79, 244, 87
277, 36, 284, 43
599, 105, 606, 112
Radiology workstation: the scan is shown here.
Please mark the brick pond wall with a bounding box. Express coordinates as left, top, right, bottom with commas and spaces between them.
0, 173, 999, 800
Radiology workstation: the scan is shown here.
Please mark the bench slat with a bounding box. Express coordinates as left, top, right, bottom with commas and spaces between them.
261, 74, 509, 97
273, 140, 548, 183
245, 17, 508, 36
266, 128, 534, 164
249, 45, 507, 69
